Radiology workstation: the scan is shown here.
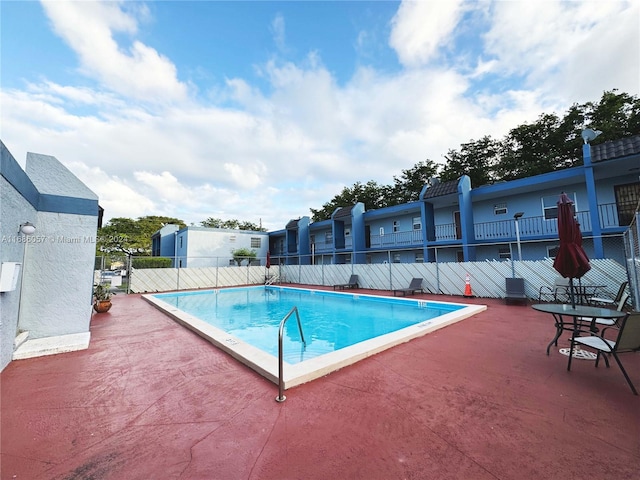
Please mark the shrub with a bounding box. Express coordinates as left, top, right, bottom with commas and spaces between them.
132, 257, 173, 269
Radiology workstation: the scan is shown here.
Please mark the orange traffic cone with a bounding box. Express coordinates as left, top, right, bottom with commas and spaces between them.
463, 273, 474, 298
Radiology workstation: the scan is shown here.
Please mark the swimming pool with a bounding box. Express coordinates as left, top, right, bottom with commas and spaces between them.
144, 286, 486, 389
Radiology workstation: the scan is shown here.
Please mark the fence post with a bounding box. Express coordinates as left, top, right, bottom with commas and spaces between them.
126, 254, 132, 294
388, 250, 392, 290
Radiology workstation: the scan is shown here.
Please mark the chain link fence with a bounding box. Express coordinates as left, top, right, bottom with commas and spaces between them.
622, 212, 640, 310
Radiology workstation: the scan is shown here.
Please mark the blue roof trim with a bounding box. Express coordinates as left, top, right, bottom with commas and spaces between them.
472, 166, 584, 196
38, 194, 99, 216
363, 201, 421, 220
1, 142, 39, 209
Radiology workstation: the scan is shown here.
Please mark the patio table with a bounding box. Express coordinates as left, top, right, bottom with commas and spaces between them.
532, 303, 627, 357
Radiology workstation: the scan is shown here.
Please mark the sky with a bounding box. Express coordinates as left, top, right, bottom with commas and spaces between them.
1, 1, 639, 231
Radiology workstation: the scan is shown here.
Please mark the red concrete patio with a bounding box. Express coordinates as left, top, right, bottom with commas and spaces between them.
2, 287, 639, 480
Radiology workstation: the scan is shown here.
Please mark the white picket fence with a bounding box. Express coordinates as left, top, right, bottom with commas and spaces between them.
130, 258, 628, 302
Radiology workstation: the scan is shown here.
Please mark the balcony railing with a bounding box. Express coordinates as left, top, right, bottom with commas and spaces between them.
370, 229, 423, 248
473, 204, 621, 241
306, 204, 623, 250
435, 224, 457, 241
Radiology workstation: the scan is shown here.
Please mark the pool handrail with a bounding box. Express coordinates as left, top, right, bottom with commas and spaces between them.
276, 306, 306, 402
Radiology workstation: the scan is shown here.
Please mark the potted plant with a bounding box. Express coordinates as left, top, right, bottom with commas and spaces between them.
93, 283, 113, 313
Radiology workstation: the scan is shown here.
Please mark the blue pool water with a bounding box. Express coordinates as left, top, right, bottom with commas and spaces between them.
154, 286, 463, 364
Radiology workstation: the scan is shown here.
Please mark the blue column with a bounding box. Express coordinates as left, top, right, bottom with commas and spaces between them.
583, 143, 604, 258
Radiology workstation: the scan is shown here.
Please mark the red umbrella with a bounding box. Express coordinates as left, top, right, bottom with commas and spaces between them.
266, 251, 271, 269
553, 193, 590, 307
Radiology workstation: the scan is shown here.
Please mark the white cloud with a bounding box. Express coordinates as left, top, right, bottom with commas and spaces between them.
2, 1, 638, 232
41, 0, 188, 103
389, 0, 466, 67
271, 13, 287, 52
483, 0, 639, 102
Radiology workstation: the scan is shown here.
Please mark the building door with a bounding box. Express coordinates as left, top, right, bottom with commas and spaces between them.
615, 182, 640, 226
454, 211, 462, 240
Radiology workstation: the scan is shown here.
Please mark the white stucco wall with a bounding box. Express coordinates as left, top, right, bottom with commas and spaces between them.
185, 229, 269, 267
0, 176, 37, 370
18, 212, 97, 337
19, 153, 99, 339
0, 146, 99, 371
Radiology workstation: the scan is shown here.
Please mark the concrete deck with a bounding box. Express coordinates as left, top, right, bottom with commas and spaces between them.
2, 287, 639, 479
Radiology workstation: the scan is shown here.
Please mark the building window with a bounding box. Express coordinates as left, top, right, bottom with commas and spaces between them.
251, 237, 261, 248
494, 203, 507, 215
179, 237, 183, 248
547, 245, 560, 259
413, 217, 422, 230
393, 221, 399, 232
498, 247, 511, 259
542, 193, 576, 220
614, 182, 640, 226
392, 253, 401, 263
415, 252, 424, 263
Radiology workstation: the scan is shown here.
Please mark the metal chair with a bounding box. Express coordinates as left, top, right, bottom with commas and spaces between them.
333, 274, 359, 290
578, 293, 629, 329
393, 278, 424, 296
538, 277, 570, 302
589, 281, 628, 307
505, 278, 527, 305
567, 311, 640, 395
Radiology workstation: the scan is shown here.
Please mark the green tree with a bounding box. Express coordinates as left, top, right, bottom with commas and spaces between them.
310, 181, 390, 222
389, 160, 440, 203
583, 89, 640, 141
307, 91, 639, 216
201, 217, 266, 231
97, 216, 185, 255
231, 247, 257, 266
440, 136, 500, 187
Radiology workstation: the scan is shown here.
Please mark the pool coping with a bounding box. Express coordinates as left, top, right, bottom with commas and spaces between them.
142, 286, 487, 390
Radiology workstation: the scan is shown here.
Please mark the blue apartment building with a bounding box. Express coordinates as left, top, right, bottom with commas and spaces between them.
268, 135, 640, 266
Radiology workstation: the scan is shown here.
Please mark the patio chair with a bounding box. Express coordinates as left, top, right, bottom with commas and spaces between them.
393, 278, 424, 297
333, 274, 359, 290
567, 311, 640, 395
578, 293, 629, 329
505, 277, 528, 305
589, 281, 628, 307
538, 277, 571, 303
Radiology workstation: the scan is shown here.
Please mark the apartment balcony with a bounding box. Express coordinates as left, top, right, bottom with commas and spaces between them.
312, 240, 333, 253
369, 229, 423, 248
473, 203, 623, 241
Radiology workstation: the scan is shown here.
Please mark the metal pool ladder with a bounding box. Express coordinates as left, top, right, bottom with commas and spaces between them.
276, 306, 306, 403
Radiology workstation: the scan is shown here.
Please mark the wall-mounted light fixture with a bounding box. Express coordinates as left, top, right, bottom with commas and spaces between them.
19, 222, 36, 235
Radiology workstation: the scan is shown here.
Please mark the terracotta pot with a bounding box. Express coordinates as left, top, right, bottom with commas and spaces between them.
93, 300, 112, 313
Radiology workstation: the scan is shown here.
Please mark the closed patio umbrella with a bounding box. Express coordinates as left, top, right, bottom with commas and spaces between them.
265, 251, 271, 284
553, 193, 591, 308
